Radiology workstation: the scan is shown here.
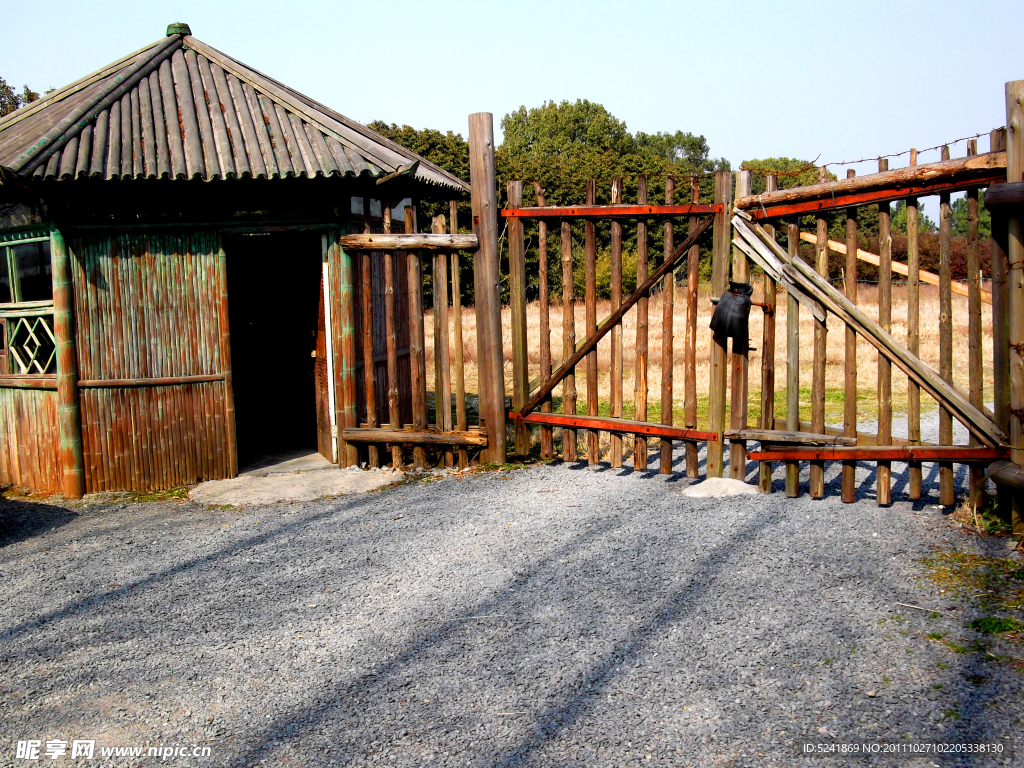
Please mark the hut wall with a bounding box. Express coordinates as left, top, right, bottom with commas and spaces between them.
0, 387, 62, 492
70, 231, 231, 492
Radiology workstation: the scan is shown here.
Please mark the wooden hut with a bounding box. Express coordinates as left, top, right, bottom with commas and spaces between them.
0, 22, 469, 497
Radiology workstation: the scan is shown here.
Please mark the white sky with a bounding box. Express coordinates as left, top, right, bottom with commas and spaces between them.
3, 0, 1022, 178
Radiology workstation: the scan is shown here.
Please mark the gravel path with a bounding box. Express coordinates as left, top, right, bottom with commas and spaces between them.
1, 435, 1021, 767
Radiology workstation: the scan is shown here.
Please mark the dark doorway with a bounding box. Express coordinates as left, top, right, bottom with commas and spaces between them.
225, 232, 323, 468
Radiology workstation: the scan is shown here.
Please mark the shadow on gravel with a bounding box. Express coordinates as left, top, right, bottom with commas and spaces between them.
0, 496, 78, 550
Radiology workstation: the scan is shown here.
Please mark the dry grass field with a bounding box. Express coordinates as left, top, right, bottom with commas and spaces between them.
424, 279, 992, 446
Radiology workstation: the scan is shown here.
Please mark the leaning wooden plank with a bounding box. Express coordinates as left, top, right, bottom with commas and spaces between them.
725, 428, 856, 446
338, 233, 479, 251
510, 411, 718, 442
771, 417, 931, 448
343, 428, 486, 446
749, 446, 1008, 463
731, 226, 825, 321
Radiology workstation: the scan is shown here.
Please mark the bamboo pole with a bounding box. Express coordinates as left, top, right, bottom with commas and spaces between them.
685, 176, 700, 477
383, 204, 402, 469
907, 149, 922, 498
449, 201, 468, 469
536, 183, 554, 460
406, 205, 427, 469
585, 179, 599, 465
1005, 80, 1024, 533
508, 180, 529, 458
877, 160, 893, 505
331, 229, 358, 468
216, 238, 237, 477
966, 139, 985, 509
786, 221, 801, 497
561, 219, 577, 462
811, 166, 828, 498
660, 174, 676, 474
758, 175, 778, 493
634, 175, 649, 470
707, 170, 732, 478
362, 201, 379, 468
51, 226, 84, 499
730, 171, 752, 480
939, 145, 954, 505
432, 215, 453, 468
842, 169, 858, 503
990, 127, 1012, 517
610, 177, 624, 468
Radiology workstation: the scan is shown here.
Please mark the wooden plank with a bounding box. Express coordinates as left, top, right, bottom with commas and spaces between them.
501, 203, 722, 219
730, 171, 752, 480
988, 460, 1024, 490
758, 175, 778, 493
536, 183, 554, 460
966, 139, 985, 510
342, 427, 486, 447
432, 215, 453, 468
338, 233, 479, 251
585, 179, 599, 465
406, 205, 427, 469
384, 204, 403, 468
634, 175, 649, 470
707, 171, 732, 478
511, 410, 717, 442
811, 166, 828, 498
684, 176, 700, 478
939, 145, 955, 506
785, 221, 801, 497
843, 169, 858, 503
561, 219, 577, 462
661, 175, 676, 474
907, 149, 922, 498
0, 376, 58, 390
726, 428, 856, 446
750, 446, 1008, 462
990, 128, 1012, 515
508, 181, 530, 457
1006, 80, 1024, 533
77, 374, 226, 387
877, 160, 893, 505
450, 200, 469, 470
362, 201, 379, 468
982, 180, 1024, 206
610, 177, 624, 468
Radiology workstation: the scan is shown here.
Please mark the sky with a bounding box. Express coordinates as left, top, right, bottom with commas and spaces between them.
3, 0, 1023, 178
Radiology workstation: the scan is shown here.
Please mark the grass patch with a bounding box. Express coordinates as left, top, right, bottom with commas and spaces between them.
124, 487, 188, 503
968, 617, 1024, 636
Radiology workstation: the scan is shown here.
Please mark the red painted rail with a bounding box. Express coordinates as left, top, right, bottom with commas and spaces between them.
501, 204, 722, 219
509, 410, 717, 442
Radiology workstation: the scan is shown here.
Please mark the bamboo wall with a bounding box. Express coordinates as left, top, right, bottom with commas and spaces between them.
0, 387, 62, 492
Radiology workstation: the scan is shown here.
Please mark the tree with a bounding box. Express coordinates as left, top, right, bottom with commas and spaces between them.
0, 77, 19, 116
891, 199, 938, 235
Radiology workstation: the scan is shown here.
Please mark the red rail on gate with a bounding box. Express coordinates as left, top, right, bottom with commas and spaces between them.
509, 411, 718, 442
500, 204, 722, 219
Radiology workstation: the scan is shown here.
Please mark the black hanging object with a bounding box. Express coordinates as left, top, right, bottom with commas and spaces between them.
709, 281, 753, 348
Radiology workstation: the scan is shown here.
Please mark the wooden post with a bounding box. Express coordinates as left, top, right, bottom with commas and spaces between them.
634, 175, 649, 470
610, 177, 624, 468
707, 170, 732, 478
508, 180, 530, 457
758, 175, 778, 493
585, 178, 599, 464
1005, 80, 1024, 532
383, 205, 403, 468
468, 113, 506, 465
907, 149, 922, 498
450, 201, 468, 469
331, 229, 358, 468
405, 205, 427, 469
361, 202, 379, 468
939, 144, 954, 505
561, 218, 577, 461
785, 220, 801, 497
432, 215, 453, 468
810, 166, 828, 498
536, 183, 554, 460
217, 238, 238, 477
51, 226, 85, 499
966, 139, 985, 509
877, 160, 893, 505
990, 127, 1012, 517
730, 170, 752, 480
842, 169, 858, 503
684, 176, 700, 478
660, 174, 676, 474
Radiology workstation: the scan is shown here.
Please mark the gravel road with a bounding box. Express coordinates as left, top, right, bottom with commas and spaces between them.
1, 435, 1021, 767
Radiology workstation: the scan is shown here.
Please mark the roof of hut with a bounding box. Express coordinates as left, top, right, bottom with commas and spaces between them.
0, 23, 469, 192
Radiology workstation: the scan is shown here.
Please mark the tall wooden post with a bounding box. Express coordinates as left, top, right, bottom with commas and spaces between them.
907, 149, 922, 498
842, 169, 858, 503
758, 175, 778, 493
877, 161, 893, 505
585, 179, 599, 464
660, 175, 676, 474
330, 228, 358, 468
634, 175, 650, 470
684, 176, 700, 478
707, 170, 732, 478
536, 183, 554, 460
361, 201, 379, 469
609, 177, 624, 468
406, 206, 427, 469
217, 237, 238, 477
810, 166, 828, 498
507, 180, 529, 457
450, 202, 469, 469
561, 219, 577, 461
1005, 81, 1024, 532
938, 145, 954, 506
432, 215, 453, 468
51, 226, 84, 499
990, 127, 1012, 517
383, 206, 403, 468
468, 113, 506, 465
966, 139, 985, 510
785, 221, 801, 497
729, 170, 751, 480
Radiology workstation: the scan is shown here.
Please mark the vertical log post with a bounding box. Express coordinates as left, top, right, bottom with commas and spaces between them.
758, 175, 778, 493
989, 127, 1012, 517
684, 176, 700, 477
217, 238, 238, 477
468, 113, 506, 464
660, 174, 676, 474
810, 166, 829, 498
842, 169, 858, 503
907, 149, 922, 498
361, 200, 379, 468
877, 161, 893, 505
610, 177, 624, 468
507, 180, 530, 457
1005, 81, 1024, 533
729, 170, 751, 480
634, 174, 650, 470
450, 201, 468, 469
561, 218, 577, 461
51, 226, 85, 499
707, 170, 732, 478
331, 229, 358, 468
536, 183, 554, 459
383, 205, 402, 469
785, 220, 801, 497
405, 205, 427, 469
432, 215, 453, 468
585, 178, 599, 464
938, 144, 954, 506
966, 139, 985, 509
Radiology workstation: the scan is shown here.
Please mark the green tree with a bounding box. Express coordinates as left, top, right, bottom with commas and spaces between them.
0, 77, 20, 116
951, 195, 991, 239
891, 199, 938, 234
